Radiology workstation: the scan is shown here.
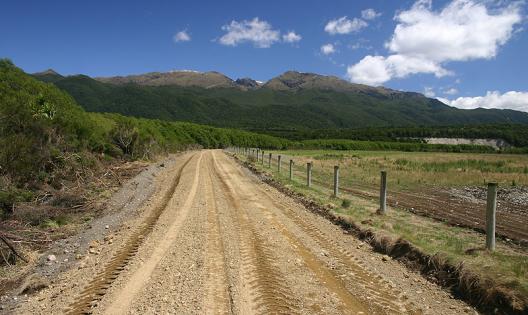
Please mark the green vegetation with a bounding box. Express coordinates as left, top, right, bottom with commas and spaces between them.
0, 59, 288, 215
270, 149, 528, 188
259, 125, 528, 148
293, 139, 504, 153
33, 71, 528, 131
4, 57, 526, 218
4, 58, 526, 216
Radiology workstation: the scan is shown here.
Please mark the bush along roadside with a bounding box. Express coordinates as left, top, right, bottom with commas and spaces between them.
0, 59, 289, 218
0, 59, 290, 272
229, 152, 528, 314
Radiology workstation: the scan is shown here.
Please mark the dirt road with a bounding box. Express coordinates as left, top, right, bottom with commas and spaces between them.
14, 150, 473, 314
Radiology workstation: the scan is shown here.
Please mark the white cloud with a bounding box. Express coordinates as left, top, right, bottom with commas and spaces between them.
173, 30, 190, 43
424, 87, 435, 97
387, 0, 522, 62
325, 16, 368, 35
361, 9, 381, 20
444, 87, 458, 95
441, 91, 528, 112
347, 0, 522, 85
283, 31, 302, 43
347, 54, 451, 86
321, 43, 336, 55
436, 97, 451, 104
219, 18, 280, 48
346, 55, 391, 86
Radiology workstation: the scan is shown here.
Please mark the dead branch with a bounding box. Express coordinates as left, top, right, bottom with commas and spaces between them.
0, 248, 12, 266
0, 235, 28, 263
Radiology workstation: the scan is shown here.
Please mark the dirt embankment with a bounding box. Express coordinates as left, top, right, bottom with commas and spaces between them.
422, 138, 510, 149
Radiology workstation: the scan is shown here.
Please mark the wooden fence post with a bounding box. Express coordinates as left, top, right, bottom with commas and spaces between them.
289, 160, 294, 180
277, 155, 282, 173
268, 153, 272, 168
307, 162, 312, 187
333, 165, 339, 197
486, 182, 497, 251
379, 171, 387, 214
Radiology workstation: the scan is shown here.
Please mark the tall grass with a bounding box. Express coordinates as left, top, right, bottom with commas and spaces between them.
272, 150, 528, 188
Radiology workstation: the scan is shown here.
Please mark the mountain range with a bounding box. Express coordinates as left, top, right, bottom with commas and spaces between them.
32, 69, 528, 130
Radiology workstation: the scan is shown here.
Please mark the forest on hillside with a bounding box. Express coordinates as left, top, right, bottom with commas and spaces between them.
0, 59, 288, 214
33, 71, 528, 130
258, 125, 528, 148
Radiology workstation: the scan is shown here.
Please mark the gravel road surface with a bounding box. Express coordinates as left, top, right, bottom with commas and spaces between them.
13, 150, 474, 314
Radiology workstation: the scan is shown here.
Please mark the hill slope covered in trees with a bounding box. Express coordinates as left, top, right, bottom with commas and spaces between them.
0, 60, 288, 197
33, 70, 528, 130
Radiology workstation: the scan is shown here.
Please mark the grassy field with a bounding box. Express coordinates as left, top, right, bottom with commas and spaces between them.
235, 149, 528, 306
269, 149, 528, 189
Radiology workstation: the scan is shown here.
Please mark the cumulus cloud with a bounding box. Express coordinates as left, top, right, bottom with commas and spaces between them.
325, 16, 368, 35
361, 9, 381, 20
173, 30, 191, 42
440, 91, 528, 112
347, 0, 522, 85
219, 18, 280, 48
283, 31, 302, 43
346, 56, 391, 85
387, 0, 521, 62
347, 54, 451, 85
321, 43, 336, 55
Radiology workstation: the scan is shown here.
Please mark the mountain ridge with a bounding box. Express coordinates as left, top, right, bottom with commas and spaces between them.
37, 68, 411, 96
31, 69, 528, 130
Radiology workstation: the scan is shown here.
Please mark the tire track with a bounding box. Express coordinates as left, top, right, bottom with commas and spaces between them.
103, 152, 203, 314
256, 189, 413, 311
211, 153, 300, 315
65, 153, 196, 315
203, 153, 233, 315
220, 152, 418, 314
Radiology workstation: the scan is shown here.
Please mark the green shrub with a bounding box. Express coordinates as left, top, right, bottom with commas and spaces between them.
41, 219, 60, 229
293, 139, 497, 153
0, 59, 290, 191
0, 189, 34, 215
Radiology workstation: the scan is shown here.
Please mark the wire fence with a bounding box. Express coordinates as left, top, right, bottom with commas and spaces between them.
225, 147, 528, 249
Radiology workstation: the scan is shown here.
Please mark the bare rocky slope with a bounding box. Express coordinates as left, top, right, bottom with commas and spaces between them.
94, 69, 404, 95
95, 70, 241, 89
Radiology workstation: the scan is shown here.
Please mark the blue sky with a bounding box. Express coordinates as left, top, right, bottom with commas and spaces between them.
1, 0, 527, 111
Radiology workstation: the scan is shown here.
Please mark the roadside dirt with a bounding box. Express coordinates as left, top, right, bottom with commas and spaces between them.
329, 181, 528, 246
5, 150, 475, 314
274, 153, 528, 246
